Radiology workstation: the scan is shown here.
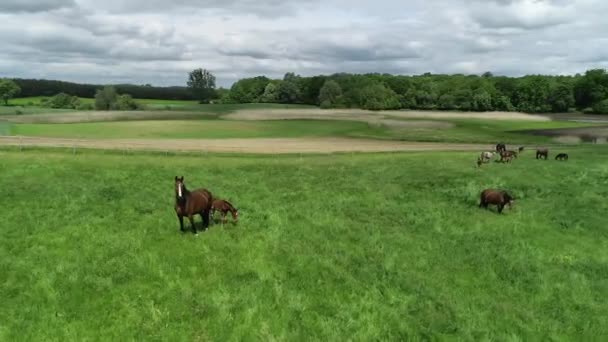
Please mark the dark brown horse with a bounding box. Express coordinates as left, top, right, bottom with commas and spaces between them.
479, 189, 514, 214
174, 176, 213, 234
555, 153, 569, 161
496, 143, 506, 153
211, 199, 239, 224
536, 148, 549, 160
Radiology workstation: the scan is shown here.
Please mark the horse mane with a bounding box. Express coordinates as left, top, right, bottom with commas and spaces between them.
223, 200, 237, 212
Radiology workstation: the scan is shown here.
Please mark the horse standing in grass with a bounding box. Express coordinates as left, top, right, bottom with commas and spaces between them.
536, 148, 549, 160
211, 199, 239, 224
479, 189, 514, 214
555, 153, 569, 161
480, 151, 495, 164
496, 143, 507, 153
174, 176, 213, 234
500, 150, 517, 163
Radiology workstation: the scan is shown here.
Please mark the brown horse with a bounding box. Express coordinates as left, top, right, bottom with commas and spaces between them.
211, 199, 239, 224
496, 143, 506, 153
500, 150, 516, 163
174, 176, 213, 234
479, 189, 514, 214
536, 148, 549, 160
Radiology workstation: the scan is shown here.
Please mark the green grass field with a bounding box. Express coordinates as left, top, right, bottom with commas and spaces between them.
1, 147, 607, 340
9, 120, 382, 139
8, 117, 599, 144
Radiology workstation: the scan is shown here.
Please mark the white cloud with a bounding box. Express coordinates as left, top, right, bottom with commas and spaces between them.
0, 0, 606, 86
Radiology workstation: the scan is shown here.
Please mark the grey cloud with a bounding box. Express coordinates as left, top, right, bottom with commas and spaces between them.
78, 0, 318, 17
0, 0, 75, 13
0, 0, 606, 86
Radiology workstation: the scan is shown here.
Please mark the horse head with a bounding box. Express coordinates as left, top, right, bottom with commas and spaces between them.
175, 176, 186, 200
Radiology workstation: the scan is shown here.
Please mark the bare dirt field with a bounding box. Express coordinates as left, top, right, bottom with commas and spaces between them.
224, 108, 551, 122
1, 108, 550, 124
0, 136, 495, 154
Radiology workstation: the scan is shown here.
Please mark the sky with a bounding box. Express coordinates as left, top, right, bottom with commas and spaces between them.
0, 0, 606, 87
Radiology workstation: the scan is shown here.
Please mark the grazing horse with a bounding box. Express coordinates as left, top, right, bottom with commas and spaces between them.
174, 176, 213, 234
518, 146, 525, 152
211, 199, 239, 224
496, 143, 507, 153
506, 150, 519, 158
555, 153, 569, 161
479, 189, 514, 214
536, 148, 549, 160
500, 150, 516, 163
480, 151, 495, 163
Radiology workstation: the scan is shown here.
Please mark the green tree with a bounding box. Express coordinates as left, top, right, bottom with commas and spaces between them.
592, 99, 608, 114
276, 73, 303, 104
187, 68, 216, 103
359, 83, 400, 110
260, 82, 279, 103
574, 69, 608, 109
114, 94, 141, 110
228, 76, 269, 103
318, 80, 343, 108
95, 86, 118, 110
548, 83, 575, 112
0, 79, 21, 105
42, 93, 81, 109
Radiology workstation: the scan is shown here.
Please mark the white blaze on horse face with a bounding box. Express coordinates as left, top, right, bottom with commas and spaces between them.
178, 183, 182, 197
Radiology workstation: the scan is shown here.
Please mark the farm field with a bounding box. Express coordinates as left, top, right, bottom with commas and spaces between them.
1, 105, 603, 148
8, 120, 380, 140
4, 118, 596, 145
1, 147, 607, 340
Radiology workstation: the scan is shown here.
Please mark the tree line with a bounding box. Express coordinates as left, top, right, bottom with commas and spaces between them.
214, 69, 608, 114
10, 78, 195, 100
3, 68, 608, 114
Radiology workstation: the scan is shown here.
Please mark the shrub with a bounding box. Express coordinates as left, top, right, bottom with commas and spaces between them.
591, 99, 608, 114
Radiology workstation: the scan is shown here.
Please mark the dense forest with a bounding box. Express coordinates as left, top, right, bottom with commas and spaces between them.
222, 69, 608, 114
12, 78, 195, 101
7, 68, 608, 114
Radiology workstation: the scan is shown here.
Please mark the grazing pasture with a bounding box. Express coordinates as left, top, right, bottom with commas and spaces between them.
1, 147, 607, 340
8, 120, 382, 140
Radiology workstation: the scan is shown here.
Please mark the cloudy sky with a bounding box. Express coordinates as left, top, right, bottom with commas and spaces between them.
0, 0, 606, 87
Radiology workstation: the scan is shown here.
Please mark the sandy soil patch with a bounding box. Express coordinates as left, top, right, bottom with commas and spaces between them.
224, 108, 551, 122
0, 136, 493, 154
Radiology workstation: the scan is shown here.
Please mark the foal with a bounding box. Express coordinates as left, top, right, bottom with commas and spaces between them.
211, 199, 239, 224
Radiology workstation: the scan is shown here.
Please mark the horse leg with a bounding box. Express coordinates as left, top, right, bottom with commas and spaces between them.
178, 215, 185, 232
188, 214, 197, 234
498, 204, 504, 214
202, 210, 210, 230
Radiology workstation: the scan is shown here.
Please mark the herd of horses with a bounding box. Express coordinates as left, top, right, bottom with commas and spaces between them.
174, 176, 238, 234
173, 142, 571, 233
477, 143, 569, 167
476, 142, 569, 214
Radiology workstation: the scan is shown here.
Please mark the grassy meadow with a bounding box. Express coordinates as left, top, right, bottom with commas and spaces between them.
5, 117, 599, 144
8, 120, 382, 140
1, 147, 607, 340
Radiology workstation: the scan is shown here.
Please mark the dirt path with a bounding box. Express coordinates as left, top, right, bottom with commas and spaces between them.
0, 136, 494, 154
